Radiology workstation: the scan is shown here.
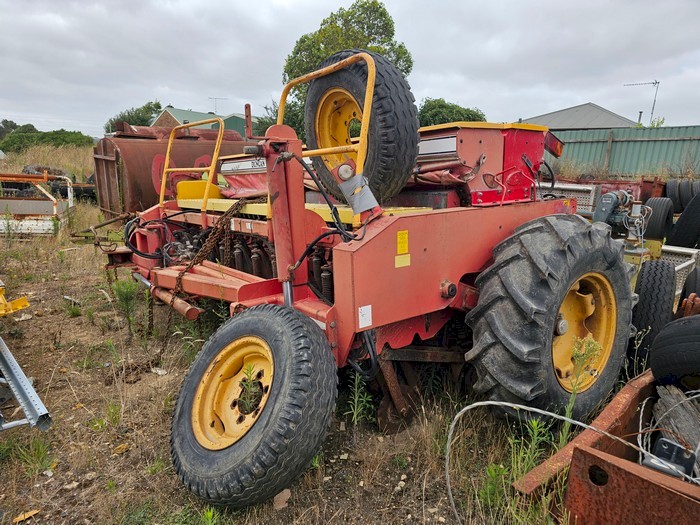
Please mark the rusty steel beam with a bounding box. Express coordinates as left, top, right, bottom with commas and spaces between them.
566, 445, 700, 524
383, 346, 465, 362
514, 370, 655, 496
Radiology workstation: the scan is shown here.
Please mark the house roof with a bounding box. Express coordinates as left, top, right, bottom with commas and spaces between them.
523, 102, 637, 130
151, 107, 223, 126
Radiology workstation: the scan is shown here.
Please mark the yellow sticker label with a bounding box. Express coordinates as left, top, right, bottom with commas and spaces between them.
395, 254, 411, 268
397, 230, 409, 254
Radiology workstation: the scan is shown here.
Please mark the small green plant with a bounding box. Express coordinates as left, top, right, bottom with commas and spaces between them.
113, 278, 139, 337
85, 306, 95, 324
344, 370, 375, 425
392, 453, 409, 469
237, 363, 263, 415
146, 457, 168, 475
88, 401, 122, 431
309, 452, 323, 470
478, 463, 508, 509
16, 437, 54, 476
106, 479, 117, 492
200, 506, 221, 525
66, 302, 81, 318
0, 435, 20, 463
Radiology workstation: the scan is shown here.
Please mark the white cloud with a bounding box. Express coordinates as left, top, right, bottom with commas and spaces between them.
0, 0, 698, 136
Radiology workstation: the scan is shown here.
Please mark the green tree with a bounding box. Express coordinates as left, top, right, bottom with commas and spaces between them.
418, 98, 486, 126
0, 119, 18, 140
273, 0, 412, 140
104, 100, 162, 133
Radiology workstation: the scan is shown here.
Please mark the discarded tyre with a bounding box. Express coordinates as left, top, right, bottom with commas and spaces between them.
650, 316, 700, 384
467, 215, 634, 421
627, 260, 676, 373
644, 197, 674, 241
681, 266, 700, 298
667, 194, 700, 248
171, 305, 337, 507
679, 179, 695, 210
665, 179, 682, 213
305, 48, 419, 204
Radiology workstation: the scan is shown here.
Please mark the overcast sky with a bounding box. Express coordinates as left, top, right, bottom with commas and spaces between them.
1, 0, 698, 137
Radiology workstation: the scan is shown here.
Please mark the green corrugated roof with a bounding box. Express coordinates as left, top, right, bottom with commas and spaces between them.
548, 126, 700, 176
154, 107, 223, 128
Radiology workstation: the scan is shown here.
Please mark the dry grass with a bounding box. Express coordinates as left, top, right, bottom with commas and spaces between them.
0, 144, 94, 180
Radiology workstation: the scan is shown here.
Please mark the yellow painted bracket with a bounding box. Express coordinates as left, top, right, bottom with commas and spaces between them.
277, 52, 376, 173
0, 280, 30, 317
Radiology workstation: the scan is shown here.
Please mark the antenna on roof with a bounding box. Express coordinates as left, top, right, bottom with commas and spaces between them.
623, 80, 660, 126
208, 97, 229, 114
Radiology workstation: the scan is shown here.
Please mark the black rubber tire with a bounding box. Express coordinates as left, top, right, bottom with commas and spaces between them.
627, 260, 676, 372
170, 304, 338, 507
466, 215, 634, 421
681, 266, 700, 298
667, 194, 700, 248
305, 49, 419, 204
692, 180, 700, 197
644, 197, 674, 241
665, 179, 682, 213
650, 316, 700, 384
679, 179, 695, 210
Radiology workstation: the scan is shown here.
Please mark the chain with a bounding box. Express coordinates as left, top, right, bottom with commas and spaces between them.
162, 197, 266, 350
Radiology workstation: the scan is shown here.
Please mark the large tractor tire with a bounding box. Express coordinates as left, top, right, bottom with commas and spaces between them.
644, 197, 674, 241
170, 305, 337, 507
667, 194, 700, 248
304, 49, 419, 204
650, 316, 700, 384
627, 260, 676, 373
466, 215, 634, 421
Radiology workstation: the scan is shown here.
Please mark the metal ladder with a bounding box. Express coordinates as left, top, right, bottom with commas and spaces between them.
0, 336, 51, 431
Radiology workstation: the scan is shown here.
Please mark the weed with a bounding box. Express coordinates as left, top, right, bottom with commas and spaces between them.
238, 363, 263, 415
85, 306, 95, 324
66, 302, 82, 318
200, 505, 222, 525
146, 457, 168, 475
344, 369, 375, 425
88, 401, 122, 431
478, 463, 508, 509
16, 437, 54, 476
106, 479, 117, 492
309, 452, 323, 470
113, 278, 139, 337
392, 453, 409, 469
0, 435, 19, 463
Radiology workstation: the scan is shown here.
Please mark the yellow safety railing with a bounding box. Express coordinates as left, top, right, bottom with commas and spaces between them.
277, 52, 376, 175
158, 118, 226, 216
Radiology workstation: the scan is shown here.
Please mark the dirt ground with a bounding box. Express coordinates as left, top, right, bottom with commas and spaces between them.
0, 204, 517, 525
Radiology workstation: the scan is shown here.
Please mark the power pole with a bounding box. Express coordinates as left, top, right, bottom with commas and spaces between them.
208, 97, 229, 114
623, 80, 660, 126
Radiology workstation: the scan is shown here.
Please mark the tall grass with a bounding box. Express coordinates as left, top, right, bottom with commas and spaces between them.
0, 144, 94, 180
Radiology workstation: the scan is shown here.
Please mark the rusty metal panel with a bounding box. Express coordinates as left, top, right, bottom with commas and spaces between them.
93, 136, 255, 215
566, 445, 700, 525
514, 370, 655, 496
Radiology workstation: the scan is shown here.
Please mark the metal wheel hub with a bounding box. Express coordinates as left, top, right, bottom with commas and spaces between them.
315, 87, 364, 173
553, 272, 617, 393
191, 336, 274, 450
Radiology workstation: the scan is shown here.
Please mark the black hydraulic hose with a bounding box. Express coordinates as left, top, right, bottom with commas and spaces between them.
347, 331, 379, 380
123, 217, 163, 260
290, 229, 342, 271
543, 160, 556, 190
292, 154, 354, 241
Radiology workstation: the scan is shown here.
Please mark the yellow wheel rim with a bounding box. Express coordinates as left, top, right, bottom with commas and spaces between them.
192, 336, 274, 450
315, 87, 364, 174
552, 272, 617, 393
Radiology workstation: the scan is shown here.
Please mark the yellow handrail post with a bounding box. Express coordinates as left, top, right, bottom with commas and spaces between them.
277, 52, 376, 175
158, 117, 227, 228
